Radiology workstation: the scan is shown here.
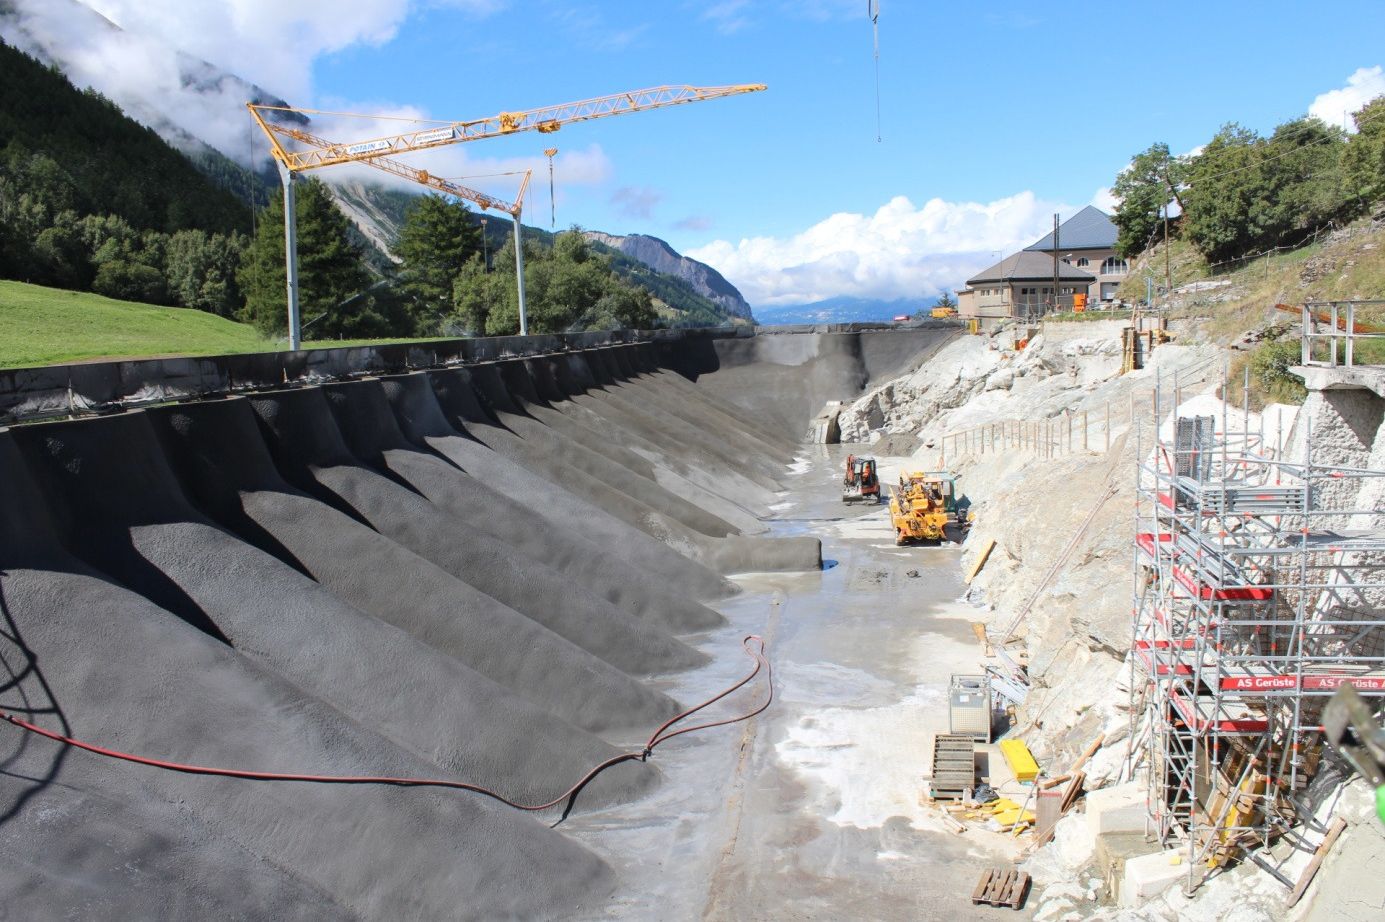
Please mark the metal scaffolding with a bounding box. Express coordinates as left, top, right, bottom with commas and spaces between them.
1131, 368, 1385, 888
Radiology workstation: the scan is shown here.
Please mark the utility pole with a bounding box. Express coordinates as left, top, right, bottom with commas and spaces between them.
1052, 213, 1060, 316
1163, 202, 1172, 307
277, 161, 301, 350
513, 215, 528, 336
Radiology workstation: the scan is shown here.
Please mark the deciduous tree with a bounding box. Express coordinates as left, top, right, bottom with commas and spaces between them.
1112, 143, 1188, 258
1343, 96, 1385, 211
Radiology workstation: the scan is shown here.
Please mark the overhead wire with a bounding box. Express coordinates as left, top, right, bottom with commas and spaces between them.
0, 635, 772, 820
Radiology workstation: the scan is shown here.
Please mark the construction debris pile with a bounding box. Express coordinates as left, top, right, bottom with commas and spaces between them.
839, 312, 1385, 917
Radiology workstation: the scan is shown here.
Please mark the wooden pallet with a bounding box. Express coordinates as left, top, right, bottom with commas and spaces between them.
971, 867, 1030, 909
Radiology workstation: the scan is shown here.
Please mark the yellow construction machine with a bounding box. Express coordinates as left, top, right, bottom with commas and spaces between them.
890, 471, 965, 544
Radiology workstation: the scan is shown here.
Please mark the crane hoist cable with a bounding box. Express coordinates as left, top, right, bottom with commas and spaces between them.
0, 635, 773, 820
868, 0, 881, 142
544, 147, 558, 229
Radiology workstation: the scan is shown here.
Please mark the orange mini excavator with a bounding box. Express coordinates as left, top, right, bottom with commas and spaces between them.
842, 454, 881, 504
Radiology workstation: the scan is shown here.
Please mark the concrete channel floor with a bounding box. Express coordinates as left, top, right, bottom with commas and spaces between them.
564, 446, 1020, 921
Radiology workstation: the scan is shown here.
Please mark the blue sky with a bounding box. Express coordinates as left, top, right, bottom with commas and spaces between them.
22, 0, 1385, 307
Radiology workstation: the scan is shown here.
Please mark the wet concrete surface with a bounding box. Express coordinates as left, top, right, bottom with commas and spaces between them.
566, 446, 1017, 921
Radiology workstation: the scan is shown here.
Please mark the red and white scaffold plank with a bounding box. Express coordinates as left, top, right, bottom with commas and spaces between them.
1219, 672, 1385, 694
1168, 686, 1269, 734
1136, 533, 1275, 602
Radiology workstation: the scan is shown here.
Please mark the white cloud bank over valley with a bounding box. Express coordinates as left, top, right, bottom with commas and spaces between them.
687, 191, 1080, 307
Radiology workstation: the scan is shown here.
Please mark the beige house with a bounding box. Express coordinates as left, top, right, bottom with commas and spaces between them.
956, 251, 1095, 321
1024, 205, 1129, 303
956, 206, 1130, 323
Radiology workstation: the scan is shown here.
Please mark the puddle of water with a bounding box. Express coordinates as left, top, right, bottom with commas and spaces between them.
775, 683, 951, 833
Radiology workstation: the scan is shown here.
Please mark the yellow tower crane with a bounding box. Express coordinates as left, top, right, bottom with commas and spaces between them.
248, 83, 765, 344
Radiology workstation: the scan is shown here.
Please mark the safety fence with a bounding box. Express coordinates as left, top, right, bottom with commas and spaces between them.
937, 356, 1225, 466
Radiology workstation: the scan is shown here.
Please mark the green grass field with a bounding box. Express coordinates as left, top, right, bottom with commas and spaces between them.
0, 280, 271, 368
0, 280, 458, 369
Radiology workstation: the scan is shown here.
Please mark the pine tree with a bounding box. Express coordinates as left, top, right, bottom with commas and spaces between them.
453, 227, 661, 335
237, 177, 371, 338
395, 194, 482, 333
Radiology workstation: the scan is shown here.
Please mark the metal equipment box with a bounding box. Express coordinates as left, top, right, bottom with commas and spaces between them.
949, 674, 992, 743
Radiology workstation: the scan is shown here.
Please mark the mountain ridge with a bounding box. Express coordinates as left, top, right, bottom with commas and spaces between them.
583, 231, 754, 321
0, 0, 750, 328
753, 296, 922, 326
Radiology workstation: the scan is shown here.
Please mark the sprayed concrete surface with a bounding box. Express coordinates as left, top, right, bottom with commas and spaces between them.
0, 332, 996, 919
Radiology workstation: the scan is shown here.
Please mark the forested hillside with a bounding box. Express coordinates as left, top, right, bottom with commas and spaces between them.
0, 35, 745, 344
0, 39, 250, 311
1112, 96, 1385, 264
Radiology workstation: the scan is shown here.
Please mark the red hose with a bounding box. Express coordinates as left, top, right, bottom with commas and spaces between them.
0, 635, 771, 814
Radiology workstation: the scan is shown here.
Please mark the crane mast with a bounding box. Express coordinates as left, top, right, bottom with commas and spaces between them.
248, 82, 765, 344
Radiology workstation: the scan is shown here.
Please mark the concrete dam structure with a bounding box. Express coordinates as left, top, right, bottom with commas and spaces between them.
0, 326, 955, 919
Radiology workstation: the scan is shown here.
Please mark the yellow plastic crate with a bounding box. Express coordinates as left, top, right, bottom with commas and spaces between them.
999, 739, 1039, 783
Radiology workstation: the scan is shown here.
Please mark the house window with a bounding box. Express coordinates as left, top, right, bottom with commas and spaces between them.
1076, 257, 1089, 268
1100, 257, 1128, 275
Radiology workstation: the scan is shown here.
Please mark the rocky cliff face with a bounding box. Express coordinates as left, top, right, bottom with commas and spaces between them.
834, 327, 1223, 768
585, 232, 754, 320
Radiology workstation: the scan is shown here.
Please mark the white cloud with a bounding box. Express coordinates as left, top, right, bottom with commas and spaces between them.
687, 191, 1075, 306
1090, 187, 1119, 212
674, 215, 714, 232
701, 0, 751, 34
1309, 66, 1385, 133
0, 0, 609, 204
609, 185, 663, 220
685, 0, 857, 34
81, 0, 502, 100
545, 4, 648, 52
792, 0, 859, 22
